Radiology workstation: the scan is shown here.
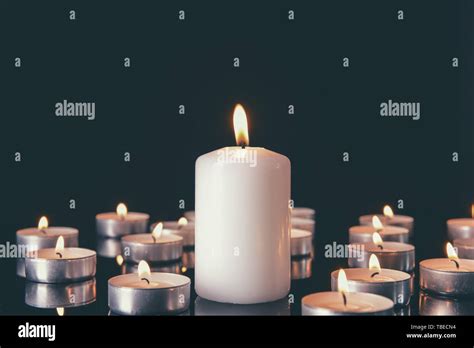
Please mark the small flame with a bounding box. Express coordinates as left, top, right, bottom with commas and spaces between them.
38, 216, 48, 230
446, 242, 458, 260
369, 254, 381, 272
233, 104, 249, 147
383, 205, 394, 219
337, 269, 349, 295
138, 260, 151, 279
152, 222, 163, 240
372, 232, 383, 246
181, 266, 187, 273
372, 215, 384, 231
116, 255, 124, 266
55, 236, 64, 254
178, 217, 188, 226
116, 203, 128, 218
56, 307, 64, 316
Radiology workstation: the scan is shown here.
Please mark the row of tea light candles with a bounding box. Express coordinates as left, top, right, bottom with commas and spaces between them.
15, 203, 474, 315
15, 204, 314, 315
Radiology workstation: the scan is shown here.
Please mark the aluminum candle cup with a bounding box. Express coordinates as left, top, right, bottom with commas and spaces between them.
419, 292, 474, 316
291, 207, 315, 220
96, 212, 149, 237
291, 229, 312, 256
96, 237, 122, 258
419, 258, 474, 296
25, 278, 96, 308
348, 225, 409, 244
25, 248, 96, 283
359, 214, 414, 237
301, 292, 394, 316
16, 227, 78, 277
121, 232, 183, 263
454, 238, 474, 259
195, 297, 290, 316
108, 272, 191, 315
348, 242, 415, 272
330, 268, 412, 306
447, 218, 474, 241
291, 256, 312, 280
182, 250, 195, 269
291, 217, 315, 234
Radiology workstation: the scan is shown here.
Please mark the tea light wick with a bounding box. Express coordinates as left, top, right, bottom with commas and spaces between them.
141, 277, 150, 284
370, 271, 380, 278
450, 258, 460, 269
56, 251, 63, 258
342, 293, 347, 307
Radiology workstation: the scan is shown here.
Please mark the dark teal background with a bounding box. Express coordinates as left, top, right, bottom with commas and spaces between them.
0, 0, 472, 315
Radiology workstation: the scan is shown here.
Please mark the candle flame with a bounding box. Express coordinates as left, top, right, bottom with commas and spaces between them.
38, 216, 48, 230
55, 236, 64, 254
138, 260, 151, 279
383, 205, 394, 219
369, 254, 381, 272
181, 266, 187, 273
372, 232, 383, 246
56, 307, 64, 316
116, 255, 124, 266
233, 104, 249, 147
372, 215, 384, 231
178, 217, 188, 226
116, 203, 128, 218
337, 269, 349, 295
446, 242, 458, 260
152, 222, 163, 240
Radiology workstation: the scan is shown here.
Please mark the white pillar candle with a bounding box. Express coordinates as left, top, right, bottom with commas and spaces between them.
349, 216, 409, 244
447, 205, 474, 240
302, 269, 394, 315
195, 104, 291, 304
96, 203, 149, 237
359, 205, 414, 237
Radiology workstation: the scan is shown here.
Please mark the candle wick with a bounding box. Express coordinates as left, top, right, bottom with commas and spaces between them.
377, 244, 383, 250
450, 259, 460, 269
238, 142, 246, 149
40, 229, 47, 234
342, 293, 347, 307
370, 272, 379, 278
152, 236, 156, 243
141, 277, 150, 284
56, 252, 63, 258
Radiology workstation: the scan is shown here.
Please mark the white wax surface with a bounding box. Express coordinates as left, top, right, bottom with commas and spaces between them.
17, 227, 78, 238
303, 291, 393, 313
447, 218, 474, 227
96, 212, 149, 221
349, 225, 408, 237
291, 228, 312, 240
122, 231, 182, 244
195, 146, 291, 304
359, 214, 413, 225
109, 272, 190, 289
421, 258, 474, 272
32, 247, 95, 260
341, 268, 411, 283
362, 241, 414, 253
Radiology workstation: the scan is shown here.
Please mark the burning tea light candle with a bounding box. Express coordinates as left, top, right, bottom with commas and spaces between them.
121, 223, 183, 263
420, 242, 474, 296
25, 236, 96, 283
359, 205, 414, 237
96, 203, 149, 237
16, 216, 79, 277
151, 217, 195, 247
454, 238, 474, 259
348, 232, 415, 272
349, 216, 409, 244
331, 255, 412, 306
291, 207, 315, 220
447, 205, 474, 241
108, 260, 191, 315
195, 104, 291, 304
302, 269, 394, 315
291, 229, 312, 256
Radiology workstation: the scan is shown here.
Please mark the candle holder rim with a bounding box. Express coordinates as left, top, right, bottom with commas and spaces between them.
17, 227, 79, 235
360, 213, 414, 221
96, 212, 150, 219
26, 248, 96, 260
420, 258, 474, 272
349, 225, 409, 234
351, 242, 415, 253
302, 291, 394, 312
331, 268, 411, 282
121, 234, 183, 244
108, 272, 191, 290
